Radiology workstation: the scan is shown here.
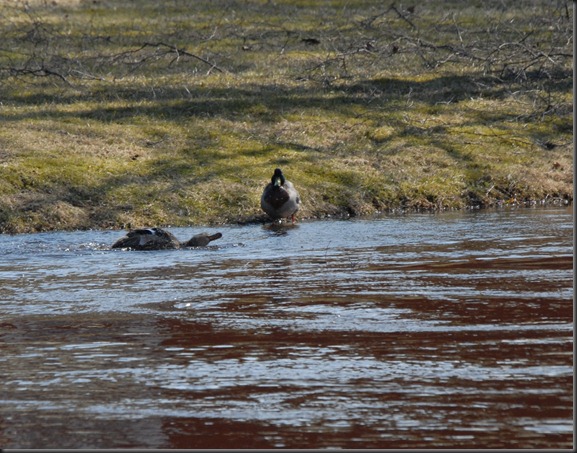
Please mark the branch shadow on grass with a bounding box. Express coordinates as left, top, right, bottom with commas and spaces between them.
0, 68, 572, 231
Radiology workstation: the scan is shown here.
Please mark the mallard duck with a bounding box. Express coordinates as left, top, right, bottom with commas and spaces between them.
112, 227, 222, 250
260, 168, 301, 222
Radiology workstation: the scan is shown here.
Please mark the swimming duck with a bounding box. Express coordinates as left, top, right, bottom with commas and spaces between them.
260, 168, 301, 222
112, 227, 222, 250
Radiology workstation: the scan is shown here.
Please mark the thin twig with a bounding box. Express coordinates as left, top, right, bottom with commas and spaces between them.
142, 41, 226, 74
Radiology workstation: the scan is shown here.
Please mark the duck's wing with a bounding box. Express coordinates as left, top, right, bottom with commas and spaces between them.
112, 227, 179, 250
112, 234, 140, 249
284, 181, 301, 207
126, 228, 158, 237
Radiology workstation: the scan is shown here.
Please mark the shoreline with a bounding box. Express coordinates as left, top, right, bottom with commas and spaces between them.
1, 198, 571, 235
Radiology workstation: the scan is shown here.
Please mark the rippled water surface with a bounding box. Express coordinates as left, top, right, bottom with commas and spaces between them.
0, 207, 573, 448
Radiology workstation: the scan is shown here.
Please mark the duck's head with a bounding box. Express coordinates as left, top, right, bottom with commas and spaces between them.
272, 168, 285, 187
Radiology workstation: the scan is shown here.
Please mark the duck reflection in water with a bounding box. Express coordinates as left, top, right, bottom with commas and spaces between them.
262, 221, 299, 236
112, 227, 222, 250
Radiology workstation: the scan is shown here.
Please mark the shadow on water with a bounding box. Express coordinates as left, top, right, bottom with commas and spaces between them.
0, 207, 573, 448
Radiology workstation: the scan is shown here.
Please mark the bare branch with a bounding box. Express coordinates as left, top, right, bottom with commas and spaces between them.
141, 42, 227, 74
3, 63, 71, 85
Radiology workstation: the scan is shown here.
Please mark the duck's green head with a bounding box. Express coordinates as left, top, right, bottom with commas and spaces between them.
272, 168, 285, 187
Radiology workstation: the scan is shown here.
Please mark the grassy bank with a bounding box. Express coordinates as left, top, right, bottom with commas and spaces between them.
0, 0, 572, 233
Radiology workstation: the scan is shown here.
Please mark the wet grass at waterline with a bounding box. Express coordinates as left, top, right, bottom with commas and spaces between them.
0, 0, 572, 233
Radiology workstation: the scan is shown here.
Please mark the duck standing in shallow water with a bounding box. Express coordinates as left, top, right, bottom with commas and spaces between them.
260, 168, 301, 223
112, 227, 222, 250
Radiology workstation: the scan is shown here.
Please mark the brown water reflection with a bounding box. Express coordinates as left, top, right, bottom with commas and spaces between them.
1, 311, 571, 449
0, 208, 573, 448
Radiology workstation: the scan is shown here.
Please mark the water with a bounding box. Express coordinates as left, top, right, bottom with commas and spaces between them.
0, 207, 573, 449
